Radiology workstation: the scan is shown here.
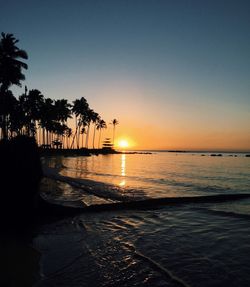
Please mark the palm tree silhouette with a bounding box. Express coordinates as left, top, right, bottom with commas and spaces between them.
54, 99, 72, 146
80, 126, 86, 148
84, 109, 94, 149
111, 118, 119, 145
8, 96, 26, 137
0, 33, 112, 150
19, 89, 44, 138
72, 97, 89, 149
0, 33, 28, 138
91, 112, 100, 149
0, 90, 18, 138
97, 119, 107, 149
0, 33, 28, 92
39, 98, 54, 146
65, 127, 72, 149
54, 99, 72, 123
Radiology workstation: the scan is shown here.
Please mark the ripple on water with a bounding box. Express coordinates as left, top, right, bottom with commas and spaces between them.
33, 202, 250, 286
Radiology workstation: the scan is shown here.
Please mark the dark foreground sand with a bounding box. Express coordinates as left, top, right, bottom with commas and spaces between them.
2, 175, 250, 287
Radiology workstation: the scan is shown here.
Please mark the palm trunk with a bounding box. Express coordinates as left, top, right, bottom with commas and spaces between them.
113, 126, 115, 145
46, 130, 49, 146
75, 116, 79, 149
92, 125, 96, 149
77, 124, 81, 149
98, 129, 102, 149
82, 131, 85, 148
85, 124, 90, 148
70, 128, 78, 149
42, 128, 45, 145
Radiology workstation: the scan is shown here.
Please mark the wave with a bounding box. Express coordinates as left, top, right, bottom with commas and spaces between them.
123, 242, 191, 287
62, 166, 240, 196
79, 194, 250, 213
195, 205, 250, 220
42, 166, 250, 214
42, 165, 250, 211
43, 165, 145, 202
157, 178, 234, 194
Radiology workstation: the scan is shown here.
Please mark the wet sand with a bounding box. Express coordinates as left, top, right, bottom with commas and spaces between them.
31, 162, 250, 286
33, 183, 250, 287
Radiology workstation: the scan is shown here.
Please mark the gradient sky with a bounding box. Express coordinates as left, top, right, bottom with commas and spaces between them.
1, 0, 250, 151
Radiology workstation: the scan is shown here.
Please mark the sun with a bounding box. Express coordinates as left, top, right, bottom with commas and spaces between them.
118, 139, 129, 149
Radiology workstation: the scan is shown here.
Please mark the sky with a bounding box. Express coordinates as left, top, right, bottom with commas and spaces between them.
1, 0, 250, 151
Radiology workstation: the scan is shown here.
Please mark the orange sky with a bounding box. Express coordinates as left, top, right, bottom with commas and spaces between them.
4, 1, 250, 152
80, 78, 249, 151
100, 122, 250, 152
64, 79, 250, 152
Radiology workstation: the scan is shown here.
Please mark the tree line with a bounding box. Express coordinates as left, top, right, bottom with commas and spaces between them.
0, 32, 119, 149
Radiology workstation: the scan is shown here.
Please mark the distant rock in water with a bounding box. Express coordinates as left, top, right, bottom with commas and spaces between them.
246, 154, 250, 157
210, 154, 222, 157
168, 150, 187, 153
0, 136, 42, 233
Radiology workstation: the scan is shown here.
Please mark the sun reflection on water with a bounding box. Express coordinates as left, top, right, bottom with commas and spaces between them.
119, 179, 126, 187
120, 154, 126, 186
121, 154, 126, 176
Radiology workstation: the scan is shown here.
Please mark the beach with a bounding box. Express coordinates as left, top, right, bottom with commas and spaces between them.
1, 2, 250, 285
30, 152, 250, 286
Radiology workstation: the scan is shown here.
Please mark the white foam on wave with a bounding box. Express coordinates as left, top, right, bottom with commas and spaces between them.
42, 165, 140, 202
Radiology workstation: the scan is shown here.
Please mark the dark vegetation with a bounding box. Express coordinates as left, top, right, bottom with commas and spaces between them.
0, 136, 43, 234
0, 32, 118, 151
0, 32, 124, 233
0, 32, 123, 235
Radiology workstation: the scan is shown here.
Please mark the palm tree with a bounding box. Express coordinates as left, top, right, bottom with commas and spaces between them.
0, 33, 28, 92
72, 97, 89, 149
54, 99, 72, 123
84, 109, 98, 149
53, 99, 71, 146
19, 89, 44, 138
8, 98, 26, 137
80, 126, 86, 148
91, 112, 100, 149
111, 118, 119, 145
97, 119, 107, 149
0, 33, 28, 138
84, 109, 93, 149
65, 127, 72, 149
52, 122, 68, 148
0, 90, 18, 139
39, 98, 54, 146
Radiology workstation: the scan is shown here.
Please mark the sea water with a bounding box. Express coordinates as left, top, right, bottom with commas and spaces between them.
34, 152, 250, 286
43, 152, 250, 199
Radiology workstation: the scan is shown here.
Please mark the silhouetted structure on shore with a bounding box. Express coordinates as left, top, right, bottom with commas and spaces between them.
0, 32, 119, 151
102, 137, 114, 151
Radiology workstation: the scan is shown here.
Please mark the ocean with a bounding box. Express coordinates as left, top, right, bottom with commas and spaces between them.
34, 151, 250, 286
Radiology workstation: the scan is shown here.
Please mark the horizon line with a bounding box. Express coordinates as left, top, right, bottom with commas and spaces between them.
119, 148, 250, 154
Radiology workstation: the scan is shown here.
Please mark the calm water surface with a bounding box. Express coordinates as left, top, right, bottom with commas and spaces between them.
46, 152, 250, 200
36, 152, 250, 286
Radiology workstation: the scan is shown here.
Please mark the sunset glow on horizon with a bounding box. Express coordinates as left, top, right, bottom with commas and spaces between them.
117, 139, 129, 149
2, 1, 250, 152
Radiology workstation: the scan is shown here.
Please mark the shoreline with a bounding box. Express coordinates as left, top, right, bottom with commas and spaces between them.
41, 165, 250, 215
34, 180, 250, 287
39, 148, 250, 157
36, 153, 250, 286
40, 148, 153, 156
